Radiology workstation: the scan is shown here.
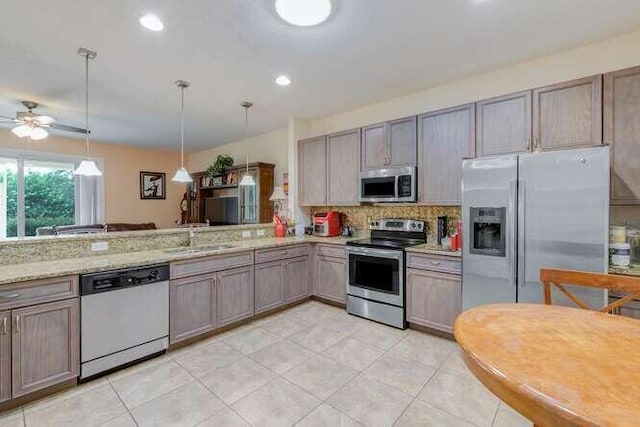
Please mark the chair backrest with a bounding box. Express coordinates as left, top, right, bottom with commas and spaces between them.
540, 268, 640, 313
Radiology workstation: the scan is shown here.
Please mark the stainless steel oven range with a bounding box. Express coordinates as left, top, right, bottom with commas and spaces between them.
346, 219, 426, 329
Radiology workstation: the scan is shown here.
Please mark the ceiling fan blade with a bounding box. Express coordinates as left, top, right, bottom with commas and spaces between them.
35, 115, 56, 125
49, 123, 88, 134
0, 115, 19, 123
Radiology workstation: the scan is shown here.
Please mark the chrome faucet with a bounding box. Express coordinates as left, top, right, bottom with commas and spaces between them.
188, 226, 196, 249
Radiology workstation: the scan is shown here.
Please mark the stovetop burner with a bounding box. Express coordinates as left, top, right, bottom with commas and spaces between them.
347, 238, 425, 250
346, 218, 426, 251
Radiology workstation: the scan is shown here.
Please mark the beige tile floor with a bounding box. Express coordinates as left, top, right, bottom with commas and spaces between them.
0, 301, 532, 427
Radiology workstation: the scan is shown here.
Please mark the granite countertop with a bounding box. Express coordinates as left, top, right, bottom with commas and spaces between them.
609, 264, 640, 278
405, 243, 462, 258
0, 235, 357, 286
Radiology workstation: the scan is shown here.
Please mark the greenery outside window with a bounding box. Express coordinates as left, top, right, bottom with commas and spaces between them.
0, 149, 104, 238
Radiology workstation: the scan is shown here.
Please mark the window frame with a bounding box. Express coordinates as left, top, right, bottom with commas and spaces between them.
0, 148, 105, 237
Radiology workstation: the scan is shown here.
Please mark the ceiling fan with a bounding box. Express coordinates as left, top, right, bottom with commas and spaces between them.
0, 100, 87, 140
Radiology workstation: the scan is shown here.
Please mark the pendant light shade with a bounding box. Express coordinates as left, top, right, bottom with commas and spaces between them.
172, 80, 192, 183
74, 48, 102, 177
239, 102, 256, 187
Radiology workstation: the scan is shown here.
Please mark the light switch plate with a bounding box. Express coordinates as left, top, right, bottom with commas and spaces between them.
257, 230, 265, 237
91, 241, 108, 252
242, 231, 251, 238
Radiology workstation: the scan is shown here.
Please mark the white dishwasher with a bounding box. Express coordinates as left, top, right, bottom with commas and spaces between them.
80, 264, 170, 379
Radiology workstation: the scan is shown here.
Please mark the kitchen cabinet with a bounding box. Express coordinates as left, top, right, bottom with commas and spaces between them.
11, 299, 79, 398
284, 256, 310, 302
361, 116, 417, 170
170, 274, 217, 344
327, 129, 361, 205
407, 267, 461, 334
255, 261, 285, 314
216, 265, 254, 327
533, 75, 602, 151
476, 91, 532, 156
605, 66, 640, 205
314, 254, 346, 304
0, 311, 10, 403
418, 103, 475, 205
298, 136, 327, 206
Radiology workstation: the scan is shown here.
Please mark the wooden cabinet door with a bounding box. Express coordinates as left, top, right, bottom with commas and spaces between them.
298, 136, 327, 206
605, 66, 640, 204
388, 116, 417, 168
170, 274, 217, 344
327, 129, 361, 205
254, 261, 285, 314
315, 256, 346, 304
284, 257, 310, 302
361, 123, 387, 170
406, 269, 461, 334
476, 91, 532, 156
418, 103, 475, 205
533, 75, 602, 151
216, 266, 255, 327
12, 299, 79, 397
0, 311, 10, 403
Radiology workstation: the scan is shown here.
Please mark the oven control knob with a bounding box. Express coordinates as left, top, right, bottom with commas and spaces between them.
417, 223, 422, 229
411, 223, 416, 229
370, 221, 375, 228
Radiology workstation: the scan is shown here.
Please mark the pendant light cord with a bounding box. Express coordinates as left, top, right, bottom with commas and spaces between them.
245, 105, 249, 175
85, 53, 90, 158
180, 85, 185, 168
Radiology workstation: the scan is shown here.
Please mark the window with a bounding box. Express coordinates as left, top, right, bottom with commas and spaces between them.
0, 149, 104, 238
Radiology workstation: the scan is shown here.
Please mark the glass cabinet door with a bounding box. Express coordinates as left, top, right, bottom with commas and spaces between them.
240, 168, 258, 224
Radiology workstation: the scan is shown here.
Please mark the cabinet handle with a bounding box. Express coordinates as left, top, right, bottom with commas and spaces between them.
13, 316, 19, 334
0, 293, 21, 300
281, 251, 287, 255
1, 317, 6, 335
526, 139, 531, 151
430, 261, 441, 266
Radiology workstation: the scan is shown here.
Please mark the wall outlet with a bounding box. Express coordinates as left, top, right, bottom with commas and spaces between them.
242, 231, 251, 238
257, 229, 266, 237
91, 241, 108, 252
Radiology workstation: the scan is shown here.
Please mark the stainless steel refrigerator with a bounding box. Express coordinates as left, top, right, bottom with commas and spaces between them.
461, 146, 609, 310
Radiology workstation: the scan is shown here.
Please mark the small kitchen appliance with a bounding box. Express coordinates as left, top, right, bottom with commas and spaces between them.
313, 211, 340, 237
359, 166, 416, 203
346, 219, 426, 328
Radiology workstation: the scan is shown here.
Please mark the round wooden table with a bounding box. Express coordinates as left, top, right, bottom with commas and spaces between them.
455, 304, 640, 427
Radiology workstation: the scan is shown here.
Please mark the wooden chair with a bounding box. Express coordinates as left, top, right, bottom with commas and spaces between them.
539, 268, 640, 313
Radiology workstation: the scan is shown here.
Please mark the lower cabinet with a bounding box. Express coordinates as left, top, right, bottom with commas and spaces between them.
170, 274, 217, 344
407, 268, 461, 334
255, 256, 310, 314
315, 255, 347, 304
217, 266, 255, 327
11, 299, 80, 398
0, 310, 11, 403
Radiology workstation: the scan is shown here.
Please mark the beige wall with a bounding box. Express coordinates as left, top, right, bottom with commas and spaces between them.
189, 128, 289, 186
0, 133, 183, 228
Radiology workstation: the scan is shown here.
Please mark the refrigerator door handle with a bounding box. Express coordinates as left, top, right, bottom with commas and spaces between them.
508, 180, 517, 287
518, 180, 526, 288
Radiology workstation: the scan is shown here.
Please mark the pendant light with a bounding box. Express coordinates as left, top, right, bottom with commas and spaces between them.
172, 80, 193, 183
73, 48, 102, 176
239, 101, 256, 186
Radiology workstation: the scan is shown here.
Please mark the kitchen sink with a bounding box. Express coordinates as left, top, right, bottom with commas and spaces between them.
163, 248, 203, 254
196, 244, 235, 251
163, 244, 235, 254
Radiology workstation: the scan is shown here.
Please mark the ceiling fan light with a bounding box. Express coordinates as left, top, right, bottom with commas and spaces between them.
172, 167, 192, 183
239, 174, 256, 186
29, 127, 48, 140
74, 159, 102, 176
275, 0, 332, 27
11, 124, 32, 138
35, 115, 56, 125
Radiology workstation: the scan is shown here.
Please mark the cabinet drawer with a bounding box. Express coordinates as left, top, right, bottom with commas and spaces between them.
171, 251, 254, 279
406, 253, 461, 274
255, 244, 309, 264
0, 276, 78, 311
315, 244, 345, 259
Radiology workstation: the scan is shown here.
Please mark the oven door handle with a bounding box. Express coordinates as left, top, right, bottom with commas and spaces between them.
346, 246, 403, 259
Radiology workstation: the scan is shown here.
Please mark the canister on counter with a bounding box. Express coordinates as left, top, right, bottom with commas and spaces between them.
609, 225, 627, 243
610, 242, 631, 267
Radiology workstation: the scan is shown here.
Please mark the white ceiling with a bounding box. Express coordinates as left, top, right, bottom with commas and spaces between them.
1, 0, 640, 152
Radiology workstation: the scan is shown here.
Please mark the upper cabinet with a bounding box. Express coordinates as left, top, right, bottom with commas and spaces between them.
327, 129, 361, 205
476, 91, 532, 156
298, 130, 361, 207
418, 104, 475, 205
361, 116, 417, 170
605, 66, 640, 204
533, 75, 602, 151
298, 136, 327, 206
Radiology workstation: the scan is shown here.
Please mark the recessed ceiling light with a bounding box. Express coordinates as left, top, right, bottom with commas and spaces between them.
275, 0, 332, 27
275, 75, 292, 86
139, 14, 164, 31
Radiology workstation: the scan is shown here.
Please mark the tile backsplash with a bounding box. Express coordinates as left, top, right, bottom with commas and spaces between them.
310, 205, 461, 236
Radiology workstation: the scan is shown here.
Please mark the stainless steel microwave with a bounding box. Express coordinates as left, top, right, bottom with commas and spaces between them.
359, 166, 417, 203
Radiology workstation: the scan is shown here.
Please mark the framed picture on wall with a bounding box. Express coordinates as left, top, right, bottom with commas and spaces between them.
140, 171, 166, 200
